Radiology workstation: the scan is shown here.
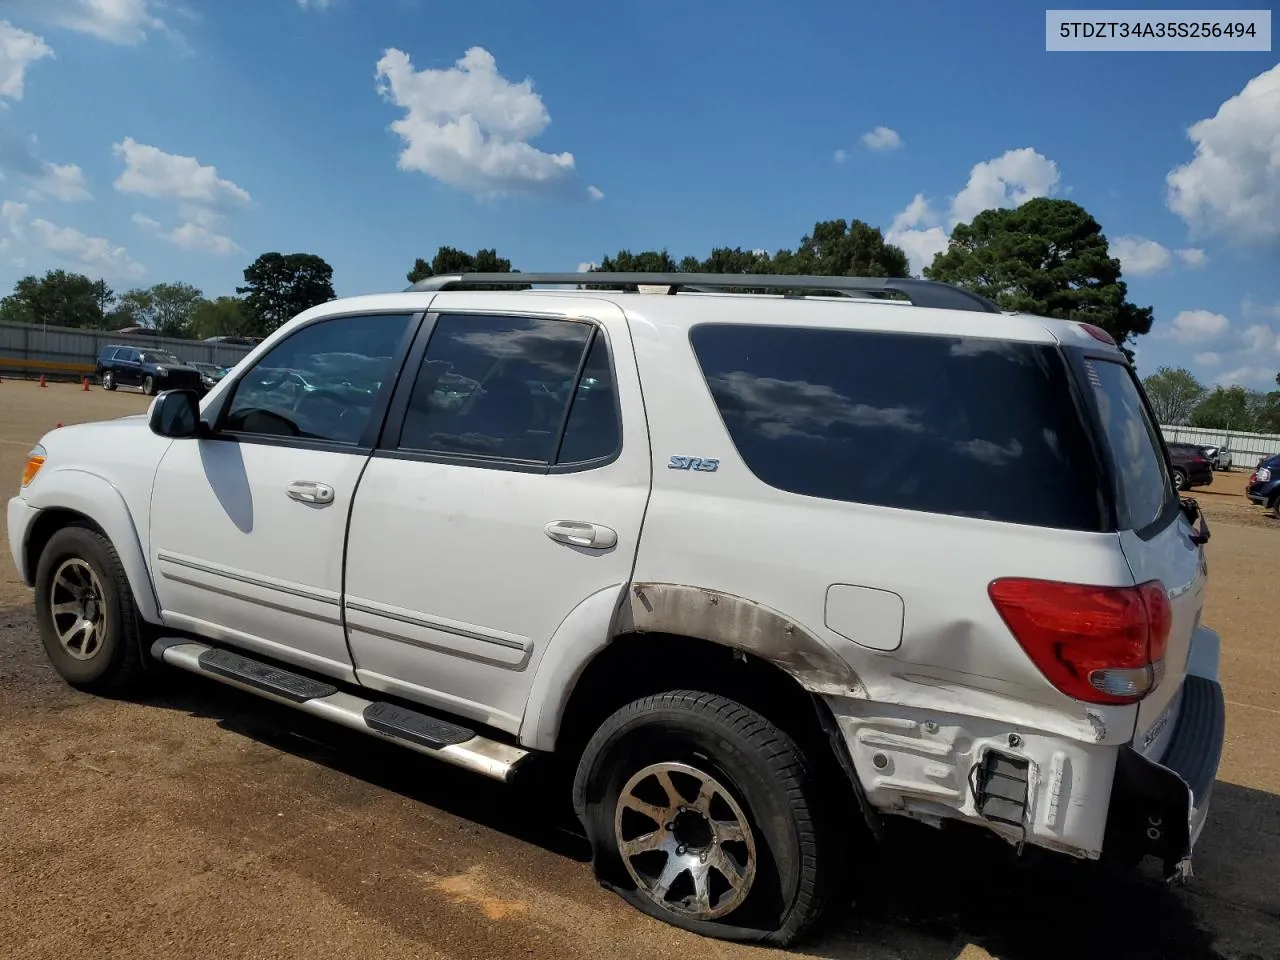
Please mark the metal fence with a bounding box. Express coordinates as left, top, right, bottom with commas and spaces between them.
1160, 424, 1280, 468
0, 321, 253, 381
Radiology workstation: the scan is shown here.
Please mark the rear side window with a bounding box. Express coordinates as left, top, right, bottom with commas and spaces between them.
689, 324, 1108, 531
1082, 357, 1172, 531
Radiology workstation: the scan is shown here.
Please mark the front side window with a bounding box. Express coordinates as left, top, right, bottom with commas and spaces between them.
222, 313, 412, 445
398, 314, 603, 464
1084, 357, 1172, 530
690, 324, 1108, 530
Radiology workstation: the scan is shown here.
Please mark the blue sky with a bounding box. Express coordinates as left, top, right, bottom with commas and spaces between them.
0, 1, 1277, 387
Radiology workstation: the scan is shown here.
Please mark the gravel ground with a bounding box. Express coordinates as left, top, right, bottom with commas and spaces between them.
2, 380, 1277, 960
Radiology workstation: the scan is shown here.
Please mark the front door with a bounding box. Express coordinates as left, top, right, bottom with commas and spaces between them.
147, 310, 420, 681
343, 297, 651, 733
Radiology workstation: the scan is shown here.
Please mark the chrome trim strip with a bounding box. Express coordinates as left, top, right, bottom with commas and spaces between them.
156, 551, 338, 606
344, 600, 529, 652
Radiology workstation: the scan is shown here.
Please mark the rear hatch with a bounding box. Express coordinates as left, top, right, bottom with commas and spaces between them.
1070, 351, 1206, 758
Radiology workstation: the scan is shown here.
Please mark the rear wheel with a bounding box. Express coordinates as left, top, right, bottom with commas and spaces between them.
34, 526, 147, 693
573, 691, 829, 945
101, 371, 115, 391
1172, 467, 1188, 491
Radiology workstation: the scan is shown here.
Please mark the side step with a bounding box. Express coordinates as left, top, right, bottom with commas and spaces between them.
151, 638, 528, 781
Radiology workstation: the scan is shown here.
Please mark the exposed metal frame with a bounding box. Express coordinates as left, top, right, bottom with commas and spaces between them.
404, 272, 1003, 314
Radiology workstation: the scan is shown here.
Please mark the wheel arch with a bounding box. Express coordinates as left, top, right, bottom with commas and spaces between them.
24, 472, 162, 624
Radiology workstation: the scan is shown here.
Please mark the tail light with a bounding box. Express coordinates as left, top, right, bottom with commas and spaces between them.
988, 578, 1172, 705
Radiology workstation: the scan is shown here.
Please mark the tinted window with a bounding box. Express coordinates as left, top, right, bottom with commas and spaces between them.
118, 349, 139, 363
690, 325, 1107, 530
140, 350, 180, 365
222, 313, 411, 445
399, 314, 592, 462
1085, 357, 1171, 530
555, 333, 621, 464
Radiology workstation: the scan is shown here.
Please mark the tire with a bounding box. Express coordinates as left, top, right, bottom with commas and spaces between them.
33, 525, 147, 694
143, 375, 156, 396
1269, 494, 1280, 520
572, 691, 829, 946
101, 371, 116, 391
1172, 467, 1188, 491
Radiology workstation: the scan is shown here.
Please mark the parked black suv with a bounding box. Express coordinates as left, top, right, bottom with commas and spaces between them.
96, 345, 203, 395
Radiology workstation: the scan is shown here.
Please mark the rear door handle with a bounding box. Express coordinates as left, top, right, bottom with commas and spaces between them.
544, 520, 618, 550
286, 480, 335, 505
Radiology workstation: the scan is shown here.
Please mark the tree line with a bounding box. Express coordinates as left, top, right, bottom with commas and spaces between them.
0, 198, 1241, 379
0, 253, 336, 341
1142, 366, 1280, 434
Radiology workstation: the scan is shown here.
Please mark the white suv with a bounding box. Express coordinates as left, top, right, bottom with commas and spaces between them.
6, 273, 1225, 945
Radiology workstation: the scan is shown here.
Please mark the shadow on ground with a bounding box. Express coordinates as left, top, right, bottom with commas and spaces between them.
119, 666, 1280, 960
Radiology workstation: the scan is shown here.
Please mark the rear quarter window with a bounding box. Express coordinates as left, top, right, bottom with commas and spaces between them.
689, 324, 1109, 531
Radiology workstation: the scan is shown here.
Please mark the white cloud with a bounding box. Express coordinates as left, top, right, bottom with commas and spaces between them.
113, 138, 251, 207
0, 21, 52, 101
1242, 296, 1280, 322
1194, 352, 1221, 366
586, 185, 604, 201
951, 148, 1060, 225
576, 261, 597, 273
1242, 323, 1280, 354
1216, 365, 1277, 388
375, 46, 595, 200
33, 162, 91, 201
1167, 309, 1230, 343
861, 126, 903, 151
832, 148, 848, 164
162, 221, 243, 255
1112, 235, 1172, 276
1175, 247, 1206, 267
2, 200, 144, 278
6, 0, 168, 45
1166, 63, 1280, 245
885, 193, 949, 275
297, 0, 333, 7
130, 208, 242, 255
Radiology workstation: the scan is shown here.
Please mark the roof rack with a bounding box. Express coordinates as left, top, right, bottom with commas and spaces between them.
404, 273, 1001, 314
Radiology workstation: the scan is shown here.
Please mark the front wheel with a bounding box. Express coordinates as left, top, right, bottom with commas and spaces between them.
34, 525, 147, 693
572, 691, 829, 945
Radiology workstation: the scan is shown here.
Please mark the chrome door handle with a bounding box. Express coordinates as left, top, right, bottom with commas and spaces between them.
544, 520, 618, 550
286, 480, 335, 505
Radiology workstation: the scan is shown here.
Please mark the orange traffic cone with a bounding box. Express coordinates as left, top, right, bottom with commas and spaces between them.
82, 376, 90, 391
55, 422, 62, 429
39, 375, 47, 388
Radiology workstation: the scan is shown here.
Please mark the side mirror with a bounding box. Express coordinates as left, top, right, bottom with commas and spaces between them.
149, 389, 204, 439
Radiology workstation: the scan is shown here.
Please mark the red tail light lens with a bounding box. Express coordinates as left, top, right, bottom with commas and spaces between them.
988, 578, 1172, 705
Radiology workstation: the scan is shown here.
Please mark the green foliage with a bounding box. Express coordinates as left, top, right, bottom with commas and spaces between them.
925, 198, 1154, 355
1189, 386, 1254, 431
1141, 367, 1205, 425
0, 270, 111, 328
407, 247, 514, 283
237, 252, 335, 335
191, 297, 252, 340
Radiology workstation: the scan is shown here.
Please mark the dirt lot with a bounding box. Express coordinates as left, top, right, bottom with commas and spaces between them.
1, 380, 1277, 960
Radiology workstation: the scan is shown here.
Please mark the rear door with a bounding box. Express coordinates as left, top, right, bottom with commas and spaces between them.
1077, 353, 1206, 756
115, 348, 142, 386
342, 296, 650, 734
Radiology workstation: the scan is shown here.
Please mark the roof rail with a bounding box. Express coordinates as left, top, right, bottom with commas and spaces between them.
404, 272, 1001, 314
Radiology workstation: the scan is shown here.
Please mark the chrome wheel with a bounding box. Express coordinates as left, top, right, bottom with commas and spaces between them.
102, 372, 114, 390
613, 761, 757, 921
48, 558, 109, 661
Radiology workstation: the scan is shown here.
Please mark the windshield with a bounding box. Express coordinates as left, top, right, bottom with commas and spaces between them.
141, 350, 180, 365
1081, 356, 1173, 530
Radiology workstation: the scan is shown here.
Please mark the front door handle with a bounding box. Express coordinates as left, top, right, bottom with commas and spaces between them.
286, 480, 335, 505
544, 520, 618, 550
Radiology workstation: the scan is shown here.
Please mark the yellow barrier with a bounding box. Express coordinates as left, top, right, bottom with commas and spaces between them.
0, 357, 97, 374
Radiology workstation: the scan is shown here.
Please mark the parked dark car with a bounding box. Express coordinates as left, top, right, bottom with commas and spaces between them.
95, 345, 203, 395
1247, 454, 1280, 517
1166, 442, 1214, 491
188, 361, 230, 393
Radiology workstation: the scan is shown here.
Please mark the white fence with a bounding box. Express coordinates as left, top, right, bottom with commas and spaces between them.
1160, 424, 1280, 468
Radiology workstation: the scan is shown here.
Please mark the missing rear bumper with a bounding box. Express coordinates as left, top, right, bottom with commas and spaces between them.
1104, 675, 1225, 878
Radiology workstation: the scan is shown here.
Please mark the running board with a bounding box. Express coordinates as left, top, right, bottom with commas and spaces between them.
151, 638, 528, 782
